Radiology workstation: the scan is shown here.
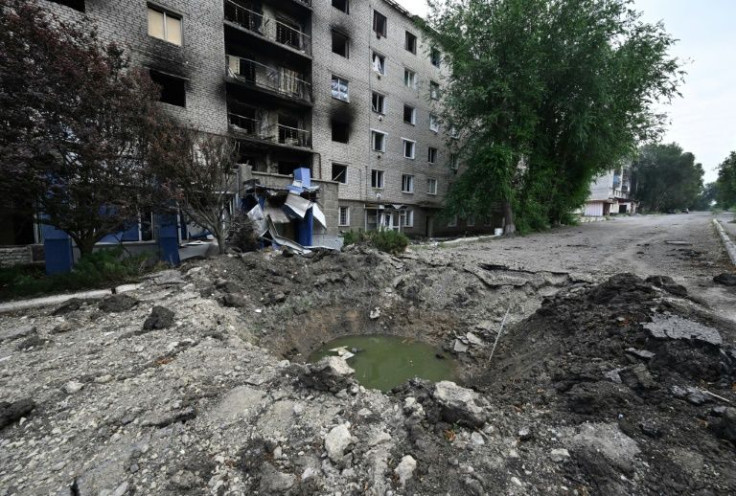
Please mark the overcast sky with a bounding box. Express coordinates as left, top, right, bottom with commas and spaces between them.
399, 0, 736, 182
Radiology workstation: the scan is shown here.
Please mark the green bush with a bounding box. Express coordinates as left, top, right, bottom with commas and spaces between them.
341, 229, 409, 255
0, 247, 153, 300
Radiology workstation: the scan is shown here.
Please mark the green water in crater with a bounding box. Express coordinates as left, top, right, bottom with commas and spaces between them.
308, 335, 458, 392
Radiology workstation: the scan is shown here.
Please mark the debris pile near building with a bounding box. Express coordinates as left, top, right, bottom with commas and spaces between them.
0, 248, 735, 495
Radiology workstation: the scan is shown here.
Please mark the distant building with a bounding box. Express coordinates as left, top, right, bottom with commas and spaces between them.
583, 165, 637, 217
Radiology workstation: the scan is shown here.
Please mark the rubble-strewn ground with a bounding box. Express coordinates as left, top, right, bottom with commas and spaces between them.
1, 212, 736, 496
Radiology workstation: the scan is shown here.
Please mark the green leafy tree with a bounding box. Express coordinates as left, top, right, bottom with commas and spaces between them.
0, 0, 169, 256
716, 152, 736, 208
693, 182, 718, 211
426, 0, 683, 232
631, 143, 704, 212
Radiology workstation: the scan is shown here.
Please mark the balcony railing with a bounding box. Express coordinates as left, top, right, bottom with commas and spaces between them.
226, 55, 311, 102
224, 1, 311, 55
228, 113, 310, 148
278, 124, 310, 147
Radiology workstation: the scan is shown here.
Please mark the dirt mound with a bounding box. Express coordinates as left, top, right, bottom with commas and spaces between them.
471, 273, 736, 494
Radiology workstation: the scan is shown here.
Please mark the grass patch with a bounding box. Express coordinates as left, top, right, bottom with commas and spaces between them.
0, 247, 159, 300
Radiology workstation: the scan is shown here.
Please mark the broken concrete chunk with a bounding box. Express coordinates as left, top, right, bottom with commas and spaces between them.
645, 275, 688, 297
466, 332, 484, 346
713, 273, 736, 287
148, 269, 185, 286
369, 307, 381, 320
142, 306, 175, 331
140, 407, 196, 428
550, 448, 570, 462
63, 381, 85, 394
433, 381, 488, 428
564, 422, 641, 475
51, 298, 84, 316
295, 356, 356, 393
0, 399, 35, 430
394, 455, 417, 487
644, 315, 722, 346
453, 339, 468, 353
324, 423, 353, 463
99, 294, 138, 313
619, 363, 657, 391
259, 462, 296, 494
625, 348, 655, 360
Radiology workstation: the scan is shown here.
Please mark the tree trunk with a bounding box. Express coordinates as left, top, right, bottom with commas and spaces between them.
503, 201, 516, 235
75, 236, 96, 258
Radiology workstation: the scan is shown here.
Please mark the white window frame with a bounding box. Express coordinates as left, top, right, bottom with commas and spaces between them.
338, 206, 350, 226
429, 114, 440, 132
372, 51, 386, 75
401, 174, 415, 193
371, 91, 386, 114
371, 169, 384, 189
404, 69, 417, 89
402, 209, 414, 228
402, 138, 416, 159
403, 104, 416, 125
371, 130, 387, 152
147, 7, 182, 46
331, 75, 349, 102
428, 147, 438, 164
427, 178, 437, 195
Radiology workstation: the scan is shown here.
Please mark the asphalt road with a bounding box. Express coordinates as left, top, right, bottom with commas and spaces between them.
432, 211, 736, 321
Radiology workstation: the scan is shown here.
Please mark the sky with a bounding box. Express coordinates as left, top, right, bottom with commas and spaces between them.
398, 0, 736, 183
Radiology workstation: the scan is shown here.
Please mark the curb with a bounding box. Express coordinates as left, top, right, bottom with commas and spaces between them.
0, 284, 142, 314
713, 219, 736, 266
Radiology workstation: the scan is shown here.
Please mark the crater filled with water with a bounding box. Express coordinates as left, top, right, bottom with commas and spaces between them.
309, 335, 458, 392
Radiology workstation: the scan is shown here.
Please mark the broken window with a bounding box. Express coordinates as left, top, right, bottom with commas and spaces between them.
431, 48, 441, 68
401, 174, 414, 193
331, 75, 349, 102
371, 170, 384, 188
331, 120, 349, 143
405, 32, 417, 54
332, 0, 349, 14
430, 81, 440, 100
332, 31, 349, 58
48, 0, 85, 12
427, 178, 438, 195
402, 139, 415, 159
404, 69, 416, 89
427, 147, 438, 164
371, 131, 386, 152
429, 113, 440, 132
332, 163, 348, 183
401, 209, 414, 227
339, 206, 350, 226
278, 161, 301, 176
403, 105, 416, 125
372, 52, 386, 75
371, 92, 386, 114
149, 70, 186, 107
373, 10, 387, 38
148, 7, 182, 46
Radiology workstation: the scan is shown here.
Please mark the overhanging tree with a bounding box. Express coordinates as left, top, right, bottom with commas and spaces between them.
0, 0, 169, 256
426, 0, 683, 232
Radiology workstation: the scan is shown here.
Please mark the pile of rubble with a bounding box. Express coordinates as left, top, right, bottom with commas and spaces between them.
0, 249, 735, 495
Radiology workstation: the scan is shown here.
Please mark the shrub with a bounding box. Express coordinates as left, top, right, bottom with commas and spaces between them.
341, 229, 409, 255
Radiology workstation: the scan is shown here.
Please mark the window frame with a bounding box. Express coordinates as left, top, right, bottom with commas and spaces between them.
331, 163, 348, 184
373, 10, 387, 38
338, 206, 350, 226
402, 209, 414, 228
403, 104, 416, 125
430, 48, 441, 68
331, 75, 349, 102
371, 51, 386, 75
332, 0, 349, 14
448, 215, 458, 227
429, 113, 440, 132
427, 178, 438, 195
147, 6, 182, 46
405, 31, 417, 54
371, 91, 386, 114
404, 69, 417, 89
371, 130, 387, 152
401, 174, 415, 193
427, 147, 438, 164
430, 81, 440, 100
371, 169, 385, 189
402, 138, 416, 160
331, 30, 349, 58
331, 120, 349, 143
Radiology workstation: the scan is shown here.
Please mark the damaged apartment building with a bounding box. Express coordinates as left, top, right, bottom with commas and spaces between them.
1, 0, 475, 266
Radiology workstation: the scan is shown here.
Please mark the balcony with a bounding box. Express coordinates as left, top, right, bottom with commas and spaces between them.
228, 113, 311, 149
224, 1, 311, 56
226, 55, 311, 103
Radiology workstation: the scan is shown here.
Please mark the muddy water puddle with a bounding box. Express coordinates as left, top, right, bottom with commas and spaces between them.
309, 335, 457, 392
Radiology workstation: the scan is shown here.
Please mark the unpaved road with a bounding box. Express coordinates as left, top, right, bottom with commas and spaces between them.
419, 211, 736, 321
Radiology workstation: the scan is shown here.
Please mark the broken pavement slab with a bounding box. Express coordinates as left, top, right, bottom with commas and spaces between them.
643, 314, 722, 346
